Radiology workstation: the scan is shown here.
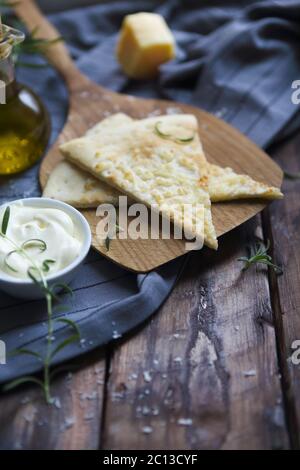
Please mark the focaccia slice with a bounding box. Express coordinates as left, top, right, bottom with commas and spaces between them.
86, 112, 133, 136
43, 160, 120, 207
60, 114, 217, 249
43, 113, 131, 206
44, 160, 283, 209
208, 164, 283, 202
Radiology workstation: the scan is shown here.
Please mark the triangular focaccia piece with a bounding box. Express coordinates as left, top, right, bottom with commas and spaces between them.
43, 161, 120, 207
44, 160, 283, 208
208, 164, 283, 202
43, 114, 130, 206
87, 115, 282, 202
60, 114, 218, 249
86, 112, 133, 136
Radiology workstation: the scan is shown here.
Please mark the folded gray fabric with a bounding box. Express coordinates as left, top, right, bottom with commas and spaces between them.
1, 0, 299, 383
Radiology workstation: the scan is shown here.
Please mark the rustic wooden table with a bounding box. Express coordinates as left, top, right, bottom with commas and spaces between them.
0, 132, 299, 450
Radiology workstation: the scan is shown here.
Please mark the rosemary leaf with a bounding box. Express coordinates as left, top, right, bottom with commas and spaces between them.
42, 259, 55, 272
51, 283, 73, 297
0, 1, 19, 7
27, 266, 42, 285
9, 21, 62, 67
50, 334, 80, 361
2, 376, 44, 392
4, 250, 19, 272
154, 121, 195, 144
175, 135, 195, 144
154, 121, 171, 139
15, 61, 48, 69
22, 238, 47, 252
1, 206, 10, 235
238, 240, 282, 275
283, 170, 300, 180
55, 317, 80, 337
10, 348, 42, 360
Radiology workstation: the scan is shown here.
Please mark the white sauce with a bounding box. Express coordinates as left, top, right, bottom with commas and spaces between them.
0, 202, 82, 279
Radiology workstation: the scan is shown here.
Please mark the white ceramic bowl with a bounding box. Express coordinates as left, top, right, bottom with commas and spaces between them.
0, 198, 92, 299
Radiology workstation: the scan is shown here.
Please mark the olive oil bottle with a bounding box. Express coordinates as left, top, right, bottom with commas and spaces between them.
0, 23, 50, 175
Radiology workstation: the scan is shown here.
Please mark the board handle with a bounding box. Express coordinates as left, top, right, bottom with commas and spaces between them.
13, 0, 89, 90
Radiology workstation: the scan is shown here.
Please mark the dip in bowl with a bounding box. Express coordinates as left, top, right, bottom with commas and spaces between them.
0, 198, 91, 299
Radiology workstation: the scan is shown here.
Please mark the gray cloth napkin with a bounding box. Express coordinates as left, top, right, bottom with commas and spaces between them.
1, 0, 299, 383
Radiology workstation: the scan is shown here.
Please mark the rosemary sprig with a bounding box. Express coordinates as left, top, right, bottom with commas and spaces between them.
283, 170, 300, 180
0, 206, 80, 404
12, 25, 62, 68
238, 239, 283, 275
0, 1, 19, 7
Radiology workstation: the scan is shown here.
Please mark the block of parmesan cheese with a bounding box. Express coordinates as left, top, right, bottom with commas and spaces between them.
116, 12, 175, 79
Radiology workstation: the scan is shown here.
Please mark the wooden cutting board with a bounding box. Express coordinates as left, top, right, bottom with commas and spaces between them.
15, 0, 283, 273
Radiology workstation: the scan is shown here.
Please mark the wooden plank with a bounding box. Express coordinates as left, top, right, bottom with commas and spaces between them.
101, 218, 288, 450
264, 135, 300, 449
0, 353, 106, 450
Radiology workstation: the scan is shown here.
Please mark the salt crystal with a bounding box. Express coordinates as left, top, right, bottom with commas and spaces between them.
146, 109, 161, 117
214, 107, 227, 119
243, 369, 257, 377
142, 406, 151, 416
129, 373, 138, 380
80, 391, 97, 401
46, 335, 55, 342
63, 416, 76, 430
142, 426, 153, 434
177, 418, 193, 426
52, 397, 61, 409
20, 396, 30, 405
174, 357, 182, 364
84, 413, 94, 421
166, 107, 182, 115
112, 330, 122, 339
143, 371, 152, 383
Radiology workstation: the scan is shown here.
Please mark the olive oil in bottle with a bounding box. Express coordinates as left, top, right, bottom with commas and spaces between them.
0, 24, 50, 175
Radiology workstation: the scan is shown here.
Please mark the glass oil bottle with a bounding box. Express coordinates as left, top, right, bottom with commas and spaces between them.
0, 23, 50, 175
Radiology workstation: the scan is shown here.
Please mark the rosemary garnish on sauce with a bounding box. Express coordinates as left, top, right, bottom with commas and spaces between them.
238, 239, 282, 275
0, 206, 80, 404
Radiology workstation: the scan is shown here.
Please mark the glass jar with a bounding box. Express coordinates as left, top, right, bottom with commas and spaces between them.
0, 24, 50, 175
